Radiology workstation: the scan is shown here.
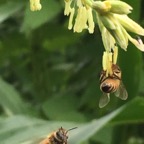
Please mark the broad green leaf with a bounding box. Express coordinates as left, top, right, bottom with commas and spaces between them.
42, 94, 86, 122
0, 115, 77, 144
118, 0, 142, 101
110, 97, 144, 125
0, 78, 26, 115
0, 1, 24, 23
1, 97, 144, 144
21, 0, 62, 33
119, 41, 142, 100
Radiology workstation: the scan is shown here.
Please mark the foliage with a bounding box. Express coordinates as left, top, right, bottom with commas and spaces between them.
0, 0, 144, 144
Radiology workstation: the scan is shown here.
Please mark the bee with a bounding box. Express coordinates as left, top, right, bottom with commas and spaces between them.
99, 64, 128, 108
39, 127, 77, 144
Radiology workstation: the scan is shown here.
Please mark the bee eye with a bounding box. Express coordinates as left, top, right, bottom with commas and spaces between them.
115, 71, 120, 74
56, 131, 63, 140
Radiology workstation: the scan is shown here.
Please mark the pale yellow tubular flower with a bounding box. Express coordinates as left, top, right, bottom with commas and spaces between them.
74, 8, 82, 33
109, 21, 128, 51
77, 0, 83, 7
30, 0, 42, 11
102, 51, 113, 76
120, 25, 129, 47
97, 13, 115, 51
105, 0, 133, 15
102, 52, 108, 71
68, 8, 75, 30
115, 14, 144, 36
80, 7, 88, 30
127, 34, 144, 52
97, 12, 128, 50
74, 6, 88, 33
92, 1, 111, 14
113, 46, 118, 64
102, 28, 116, 51
98, 13, 116, 30
107, 52, 113, 75
87, 8, 95, 33
64, 0, 72, 16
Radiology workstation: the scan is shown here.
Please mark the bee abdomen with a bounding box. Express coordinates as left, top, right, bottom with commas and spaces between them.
101, 83, 116, 93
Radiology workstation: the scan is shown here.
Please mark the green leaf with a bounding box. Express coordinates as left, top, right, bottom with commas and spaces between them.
1, 97, 144, 144
0, 115, 77, 144
0, 78, 26, 115
0, 1, 24, 23
111, 97, 144, 125
21, 0, 62, 33
42, 94, 86, 122
119, 45, 142, 100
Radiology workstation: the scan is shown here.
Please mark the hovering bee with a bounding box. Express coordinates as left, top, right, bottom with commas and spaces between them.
99, 64, 128, 108
39, 127, 77, 144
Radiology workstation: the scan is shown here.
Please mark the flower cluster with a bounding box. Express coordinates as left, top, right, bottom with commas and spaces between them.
96, 1, 144, 52
63, 0, 144, 75
64, 0, 95, 33
29, 0, 144, 78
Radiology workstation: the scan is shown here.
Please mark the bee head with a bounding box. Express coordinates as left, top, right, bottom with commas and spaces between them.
56, 127, 77, 142
55, 127, 68, 142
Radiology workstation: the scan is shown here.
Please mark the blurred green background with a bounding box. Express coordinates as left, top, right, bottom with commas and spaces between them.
0, 0, 144, 144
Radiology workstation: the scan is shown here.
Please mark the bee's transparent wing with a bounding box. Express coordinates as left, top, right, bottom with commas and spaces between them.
115, 81, 128, 100
99, 93, 110, 108
20, 138, 45, 144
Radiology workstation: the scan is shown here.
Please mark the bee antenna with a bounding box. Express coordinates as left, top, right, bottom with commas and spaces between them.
66, 127, 77, 133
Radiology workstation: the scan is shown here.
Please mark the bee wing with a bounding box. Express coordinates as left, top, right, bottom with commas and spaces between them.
39, 138, 48, 144
114, 81, 128, 100
99, 93, 110, 108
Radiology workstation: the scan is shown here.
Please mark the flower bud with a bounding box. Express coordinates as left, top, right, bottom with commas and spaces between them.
106, 0, 133, 14
98, 13, 116, 30
109, 24, 128, 50
92, 1, 111, 14
102, 27, 116, 51
116, 15, 144, 36
97, 13, 115, 51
